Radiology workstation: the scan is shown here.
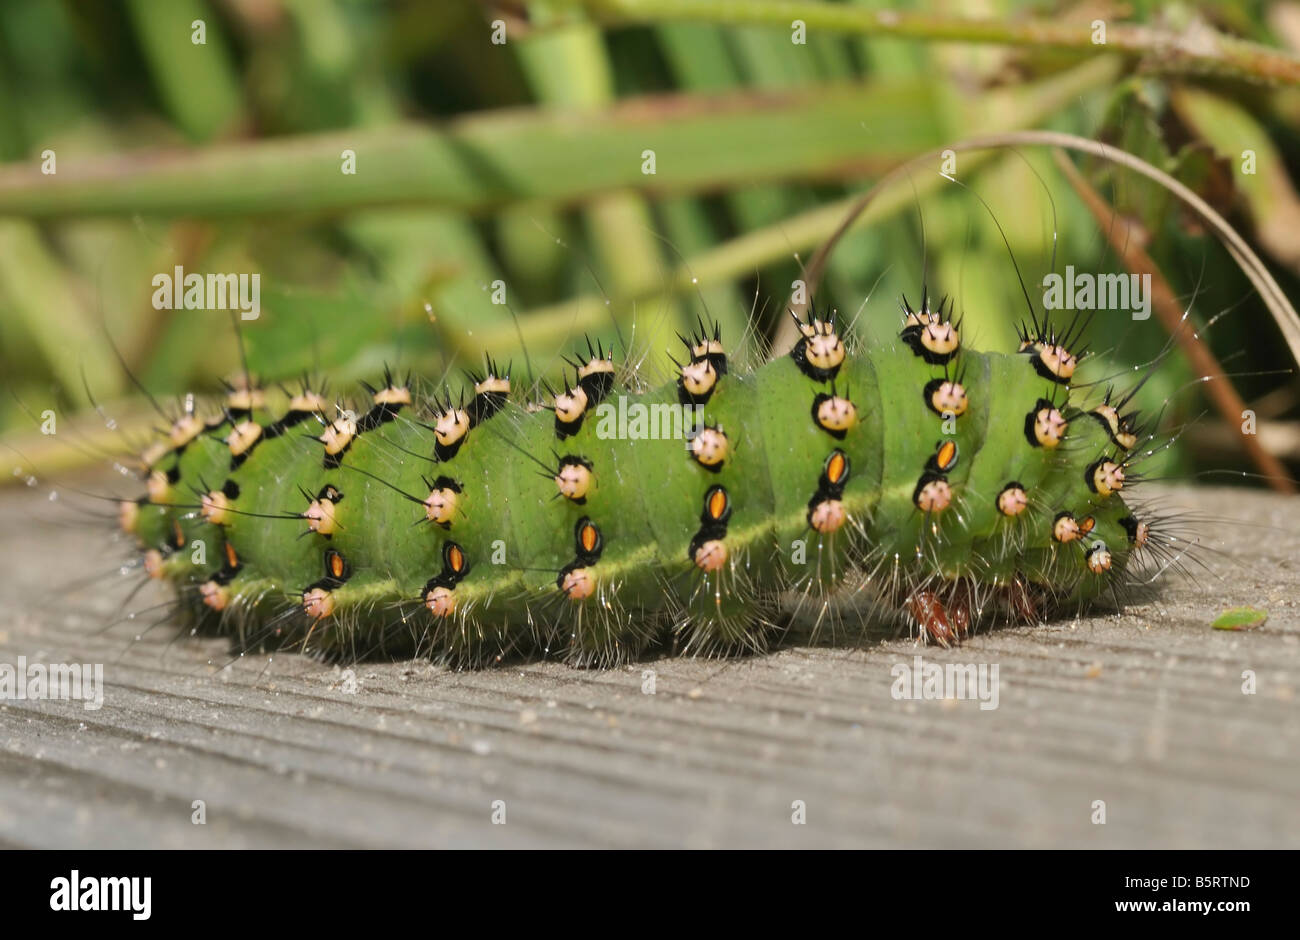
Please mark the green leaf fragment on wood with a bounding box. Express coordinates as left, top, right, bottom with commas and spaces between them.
1211, 607, 1268, 630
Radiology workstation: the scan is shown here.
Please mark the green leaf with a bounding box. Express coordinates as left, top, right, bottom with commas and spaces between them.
1211, 607, 1268, 630
0, 58, 1116, 219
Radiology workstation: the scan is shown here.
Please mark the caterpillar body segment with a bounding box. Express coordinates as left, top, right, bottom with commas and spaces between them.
134, 426, 235, 585
119, 298, 1147, 665
863, 332, 992, 574
753, 352, 883, 607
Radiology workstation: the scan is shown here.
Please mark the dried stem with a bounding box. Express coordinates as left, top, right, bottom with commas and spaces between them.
554, 0, 1300, 84
1054, 149, 1295, 493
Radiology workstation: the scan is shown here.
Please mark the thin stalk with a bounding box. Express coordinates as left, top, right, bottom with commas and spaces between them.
1053, 149, 1295, 494
555, 0, 1300, 84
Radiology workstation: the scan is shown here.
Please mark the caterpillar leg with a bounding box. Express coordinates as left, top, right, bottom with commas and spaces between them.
905, 586, 972, 647
996, 576, 1042, 624
905, 576, 1046, 647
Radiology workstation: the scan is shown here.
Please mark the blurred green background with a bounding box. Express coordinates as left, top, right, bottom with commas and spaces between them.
2, 0, 1300, 485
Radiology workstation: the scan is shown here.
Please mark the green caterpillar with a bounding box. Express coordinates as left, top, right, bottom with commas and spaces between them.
117, 283, 1159, 668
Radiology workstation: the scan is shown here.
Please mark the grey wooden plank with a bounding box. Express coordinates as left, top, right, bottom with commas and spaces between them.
0, 480, 1297, 848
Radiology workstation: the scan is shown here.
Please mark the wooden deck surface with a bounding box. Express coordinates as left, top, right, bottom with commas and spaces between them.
1, 481, 1297, 848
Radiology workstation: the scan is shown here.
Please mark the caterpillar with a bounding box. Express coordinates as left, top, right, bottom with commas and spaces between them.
112, 267, 1168, 668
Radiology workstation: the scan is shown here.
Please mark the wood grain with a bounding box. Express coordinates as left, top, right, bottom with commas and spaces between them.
1, 480, 1296, 848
